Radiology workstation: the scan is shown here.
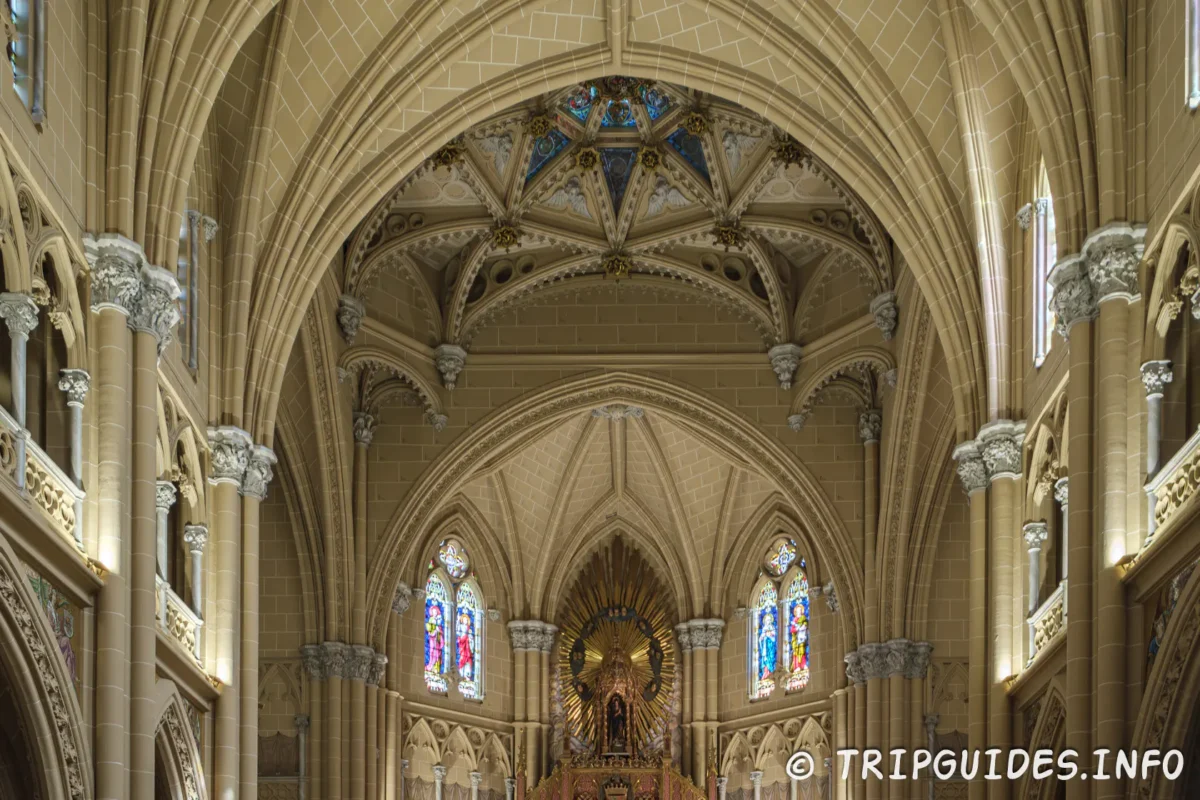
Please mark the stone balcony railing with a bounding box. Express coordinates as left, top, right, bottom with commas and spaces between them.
0, 403, 84, 549
157, 575, 203, 662
1145, 426, 1200, 547
1028, 579, 1067, 663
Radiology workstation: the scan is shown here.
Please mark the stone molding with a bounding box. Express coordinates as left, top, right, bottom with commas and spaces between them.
1141, 360, 1173, 398
591, 404, 644, 420
434, 344, 468, 389
951, 441, 987, 495
845, 639, 932, 683
57, 369, 90, 406
508, 620, 556, 652
869, 291, 898, 340
977, 419, 1026, 481
767, 343, 802, 389
0, 291, 38, 338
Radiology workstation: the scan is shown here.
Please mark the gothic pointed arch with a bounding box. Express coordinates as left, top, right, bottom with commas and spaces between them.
151, 682, 206, 800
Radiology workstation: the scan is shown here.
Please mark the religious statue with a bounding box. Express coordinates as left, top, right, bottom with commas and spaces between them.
607, 695, 628, 754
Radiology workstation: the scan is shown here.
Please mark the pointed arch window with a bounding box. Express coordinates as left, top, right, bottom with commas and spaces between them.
782, 568, 811, 692
424, 537, 486, 699
750, 581, 779, 699
7, 0, 44, 124
1031, 162, 1057, 367
1188, 0, 1200, 109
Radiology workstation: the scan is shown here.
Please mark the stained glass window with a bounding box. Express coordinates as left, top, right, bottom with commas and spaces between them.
751, 582, 779, 699
600, 148, 638, 213
639, 84, 672, 120
455, 582, 483, 699
1032, 161, 1056, 368
438, 538, 469, 578
602, 99, 638, 127
764, 537, 797, 577
666, 128, 709, 183
563, 84, 598, 122
783, 568, 810, 692
527, 129, 570, 181
424, 573, 451, 693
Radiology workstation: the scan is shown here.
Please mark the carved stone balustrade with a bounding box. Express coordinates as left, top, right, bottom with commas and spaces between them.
1144, 425, 1200, 547
156, 574, 204, 662
1028, 579, 1067, 661
0, 402, 86, 549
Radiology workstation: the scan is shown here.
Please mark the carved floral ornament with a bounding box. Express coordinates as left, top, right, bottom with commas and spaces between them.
844, 639, 932, 684
206, 426, 276, 500
1048, 223, 1146, 339
84, 233, 183, 355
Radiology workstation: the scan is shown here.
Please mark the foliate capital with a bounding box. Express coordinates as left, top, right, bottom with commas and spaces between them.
822, 582, 839, 613
906, 641, 933, 680
787, 412, 808, 432
130, 264, 181, 354
844, 651, 865, 685
1084, 223, 1146, 303
978, 419, 1025, 480
1141, 360, 1173, 398
767, 343, 802, 389
324, 642, 350, 678
207, 426, 253, 485
858, 408, 882, 443
434, 343, 468, 390
857, 642, 890, 681
241, 444, 277, 500
353, 411, 378, 446
183, 524, 208, 554
870, 291, 898, 340
687, 618, 725, 649
347, 644, 376, 682
470, 772, 483, 788
294, 714, 310, 731
0, 292, 38, 338
674, 623, 693, 652
300, 644, 327, 681
85, 233, 143, 315
1015, 203, 1034, 231
952, 441, 987, 495
155, 481, 178, 512
433, 765, 449, 782
508, 620, 541, 651
200, 216, 219, 243
368, 653, 388, 686
1048, 254, 1096, 338
337, 294, 366, 343
57, 369, 90, 406
1053, 477, 1069, 507
1023, 521, 1049, 551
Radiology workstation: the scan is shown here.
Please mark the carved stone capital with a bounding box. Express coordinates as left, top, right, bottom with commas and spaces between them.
1023, 521, 1049, 552
687, 618, 725, 649
858, 408, 882, 443
155, 481, 177, 512
952, 441, 987, 495
368, 653, 388, 686
207, 426, 252, 485
241, 444, 277, 500
0, 292, 38, 338
130, 264, 182, 354
906, 641, 933, 680
85, 233, 144, 315
353, 411, 378, 446
200, 216, 219, 243
1048, 255, 1096, 338
424, 410, 449, 432
470, 772, 483, 788
822, 582, 839, 613
508, 620, 541, 651
978, 419, 1025, 480
674, 623, 693, 652
869, 291, 898, 340
787, 412, 808, 432
1084, 223, 1145, 303
749, 771, 763, 788
57, 369, 90, 406
346, 644, 376, 682
1053, 477, 1069, 507
1015, 203, 1034, 231
324, 642, 350, 679
434, 343, 468, 389
337, 294, 366, 343
433, 765, 449, 782
294, 714, 310, 731
857, 642, 891, 681
183, 524, 208, 554
393, 582, 413, 615
535, 623, 558, 653
844, 651, 865, 685
1141, 360, 1173, 398
767, 343, 802, 389
300, 644, 327, 681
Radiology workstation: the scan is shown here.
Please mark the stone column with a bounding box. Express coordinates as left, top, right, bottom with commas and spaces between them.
471, 771, 483, 800
1141, 360, 1172, 543
717, 776, 728, 800
906, 643, 932, 800
130, 262, 181, 800
347, 644, 374, 800
352, 411, 375, 800
209, 426, 251, 800
886, 640, 909, 795
367, 652, 388, 800
301, 644, 326, 800
326, 641, 350, 800
155, 481, 176, 581
832, 688, 849, 800
510, 622, 529, 782
1089, 225, 1143, 800
676, 623, 693, 778
57, 368, 89, 547
1023, 523, 1048, 659
85, 233, 139, 800
1049, 252, 1097, 800
751, 770, 763, 800
508, 621, 542, 780
1054, 479, 1069, 581
844, 652, 867, 800
539, 625, 555, 779
923, 715, 939, 800
0, 291, 39, 429
433, 765, 448, 800
241, 444, 276, 799
387, 585, 412, 800
858, 411, 884, 800
687, 619, 710, 784
183, 524, 208, 616
506, 777, 516, 800
951, 442, 988, 800
978, 420, 1023, 797
297, 714, 311, 800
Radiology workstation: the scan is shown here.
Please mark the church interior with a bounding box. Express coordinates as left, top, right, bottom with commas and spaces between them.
0, 1, 1199, 800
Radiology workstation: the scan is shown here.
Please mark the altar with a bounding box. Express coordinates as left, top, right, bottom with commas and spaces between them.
518, 755, 714, 800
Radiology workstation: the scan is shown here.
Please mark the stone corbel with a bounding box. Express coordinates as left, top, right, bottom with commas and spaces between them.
767, 343, 802, 389
869, 292, 898, 340
337, 294, 366, 343
434, 343, 468, 390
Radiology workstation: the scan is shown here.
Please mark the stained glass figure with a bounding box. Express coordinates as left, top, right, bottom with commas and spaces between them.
666, 128, 710, 183
602, 99, 638, 127
424, 574, 451, 692
456, 582, 483, 699
438, 538, 470, 578
564, 84, 598, 122
752, 582, 779, 698
764, 537, 797, 577
639, 84, 672, 120
783, 568, 810, 691
527, 128, 570, 181
600, 148, 638, 213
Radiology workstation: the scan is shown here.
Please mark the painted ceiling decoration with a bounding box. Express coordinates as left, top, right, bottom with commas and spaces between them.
340, 77, 899, 387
